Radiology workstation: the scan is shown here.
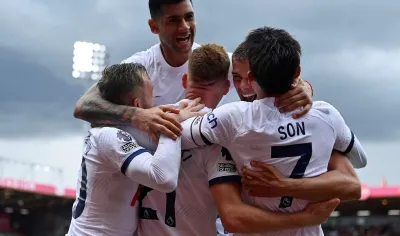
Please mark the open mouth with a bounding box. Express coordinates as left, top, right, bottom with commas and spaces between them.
176, 35, 191, 47
242, 93, 257, 102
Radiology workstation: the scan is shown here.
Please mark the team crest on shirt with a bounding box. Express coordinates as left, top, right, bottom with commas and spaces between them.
117, 130, 132, 142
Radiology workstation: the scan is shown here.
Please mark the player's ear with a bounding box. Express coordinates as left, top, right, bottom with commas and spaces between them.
133, 97, 141, 108
247, 71, 255, 84
223, 80, 230, 95
295, 65, 301, 80
148, 19, 159, 34
182, 73, 188, 89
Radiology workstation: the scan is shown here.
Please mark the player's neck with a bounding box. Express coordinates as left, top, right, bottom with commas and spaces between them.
160, 43, 191, 67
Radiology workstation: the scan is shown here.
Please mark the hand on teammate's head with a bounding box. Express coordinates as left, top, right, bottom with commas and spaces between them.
274, 78, 313, 118
175, 97, 206, 122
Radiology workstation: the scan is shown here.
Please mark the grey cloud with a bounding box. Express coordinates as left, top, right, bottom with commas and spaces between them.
0, 0, 399, 140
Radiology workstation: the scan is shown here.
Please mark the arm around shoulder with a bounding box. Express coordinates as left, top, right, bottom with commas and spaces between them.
180, 103, 243, 149
97, 128, 181, 192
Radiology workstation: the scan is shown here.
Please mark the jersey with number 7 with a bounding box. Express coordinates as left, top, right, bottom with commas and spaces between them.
180, 98, 367, 236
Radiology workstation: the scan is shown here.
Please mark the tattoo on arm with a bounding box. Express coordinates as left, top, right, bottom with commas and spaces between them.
77, 87, 136, 127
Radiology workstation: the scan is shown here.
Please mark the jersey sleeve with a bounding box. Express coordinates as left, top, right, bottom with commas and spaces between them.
325, 104, 368, 169
180, 103, 243, 149
203, 146, 241, 187
97, 127, 181, 192
121, 50, 151, 67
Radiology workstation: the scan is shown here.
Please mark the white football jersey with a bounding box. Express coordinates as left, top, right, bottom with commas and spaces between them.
181, 98, 367, 236
130, 101, 240, 236
122, 43, 239, 107
67, 126, 181, 236
136, 144, 240, 236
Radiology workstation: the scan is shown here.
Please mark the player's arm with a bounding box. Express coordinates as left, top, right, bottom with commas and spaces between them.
206, 147, 335, 233
73, 57, 181, 140
180, 103, 243, 149
98, 128, 181, 192
242, 151, 361, 201
212, 182, 339, 234
326, 102, 367, 168
287, 151, 361, 201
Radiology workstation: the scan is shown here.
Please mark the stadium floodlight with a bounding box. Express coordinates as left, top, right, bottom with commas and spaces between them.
72, 41, 109, 81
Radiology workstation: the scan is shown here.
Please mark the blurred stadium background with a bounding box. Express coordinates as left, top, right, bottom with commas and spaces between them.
0, 41, 397, 236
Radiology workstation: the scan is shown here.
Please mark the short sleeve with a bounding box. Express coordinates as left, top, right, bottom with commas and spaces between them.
202, 146, 241, 187
121, 50, 151, 68
96, 127, 150, 175
181, 103, 243, 149
325, 105, 355, 153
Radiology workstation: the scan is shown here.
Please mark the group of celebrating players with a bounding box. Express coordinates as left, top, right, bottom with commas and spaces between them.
66, 0, 368, 235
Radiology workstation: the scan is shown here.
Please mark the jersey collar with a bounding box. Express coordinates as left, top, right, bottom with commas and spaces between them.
259, 97, 276, 108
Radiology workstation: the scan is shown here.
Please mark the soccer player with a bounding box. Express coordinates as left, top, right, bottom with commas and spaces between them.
66, 63, 203, 236
180, 27, 367, 236
72, 0, 313, 143
231, 41, 364, 201
135, 44, 339, 236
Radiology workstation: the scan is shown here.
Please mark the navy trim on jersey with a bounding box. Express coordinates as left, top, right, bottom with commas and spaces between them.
121, 148, 148, 175
341, 131, 355, 154
208, 175, 241, 187
190, 116, 201, 147
199, 116, 213, 146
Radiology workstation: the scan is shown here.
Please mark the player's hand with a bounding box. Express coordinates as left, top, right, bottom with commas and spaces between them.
241, 161, 292, 197
275, 78, 312, 119
175, 97, 206, 122
302, 198, 340, 226
133, 105, 182, 143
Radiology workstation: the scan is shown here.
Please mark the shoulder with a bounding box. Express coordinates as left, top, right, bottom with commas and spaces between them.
94, 127, 137, 148
311, 101, 341, 116
192, 42, 201, 50
121, 44, 159, 65
214, 101, 250, 115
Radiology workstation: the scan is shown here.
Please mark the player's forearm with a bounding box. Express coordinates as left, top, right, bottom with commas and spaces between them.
286, 171, 361, 201
73, 84, 137, 126
127, 135, 181, 193
221, 204, 311, 233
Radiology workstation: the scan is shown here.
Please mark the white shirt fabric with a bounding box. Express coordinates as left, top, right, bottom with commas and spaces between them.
122, 43, 239, 107
130, 100, 240, 236
180, 99, 367, 236
122, 43, 239, 235
67, 127, 181, 236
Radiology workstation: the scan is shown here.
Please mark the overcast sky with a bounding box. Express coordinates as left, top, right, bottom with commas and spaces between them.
0, 0, 399, 189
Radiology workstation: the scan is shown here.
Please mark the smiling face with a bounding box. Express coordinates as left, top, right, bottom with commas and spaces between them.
149, 0, 196, 55
232, 58, 257, 102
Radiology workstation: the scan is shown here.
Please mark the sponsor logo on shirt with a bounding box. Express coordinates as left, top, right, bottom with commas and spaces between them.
207, 112, 218, 129
217, 163, 237, 172
120, 142, 138, 153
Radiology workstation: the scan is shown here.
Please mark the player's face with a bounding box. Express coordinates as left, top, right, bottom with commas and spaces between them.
232, 59, 257, 102
149, 0, 196, 55
138, 74, 155, 109
183, 74, 230, 109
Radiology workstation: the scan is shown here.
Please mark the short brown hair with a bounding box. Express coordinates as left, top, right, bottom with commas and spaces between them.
97, 63, 147, 105
188, 43, 230, 82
